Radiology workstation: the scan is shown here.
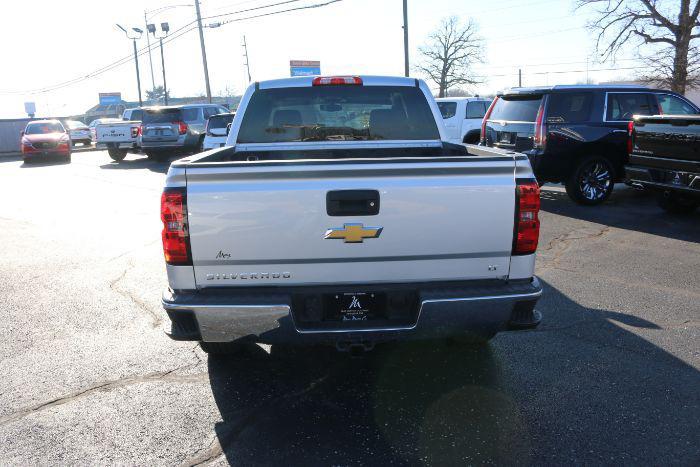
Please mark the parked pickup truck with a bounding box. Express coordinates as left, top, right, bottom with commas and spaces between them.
96, 108, 142, 161
160, 75, 543, 355
627, 115, 700, 213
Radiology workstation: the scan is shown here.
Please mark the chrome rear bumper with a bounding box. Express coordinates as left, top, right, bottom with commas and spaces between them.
162, 278, 542, 344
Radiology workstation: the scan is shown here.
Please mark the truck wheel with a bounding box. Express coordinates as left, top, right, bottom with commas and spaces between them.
657, 192, 698, 214
108, 148, 127, 162
200, 341, 248, 355
565, 156, 615, 205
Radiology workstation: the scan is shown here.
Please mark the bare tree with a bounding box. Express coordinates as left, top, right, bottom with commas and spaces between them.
416, 16, 484, 98
578, 0, 700, 94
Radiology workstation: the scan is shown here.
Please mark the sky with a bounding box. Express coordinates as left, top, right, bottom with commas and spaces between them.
0, 0, 646, 118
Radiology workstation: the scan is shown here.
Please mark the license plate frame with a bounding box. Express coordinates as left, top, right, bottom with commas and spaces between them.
323, 292, 387, 323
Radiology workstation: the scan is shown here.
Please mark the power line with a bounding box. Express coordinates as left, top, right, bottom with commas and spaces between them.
0, 0, 325, 96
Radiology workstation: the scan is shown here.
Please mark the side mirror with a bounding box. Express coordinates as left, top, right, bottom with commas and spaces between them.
226, 123, 232, 135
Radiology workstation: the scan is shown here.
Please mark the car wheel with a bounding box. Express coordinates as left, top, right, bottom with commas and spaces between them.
107, 148, 127, 162
565, 156, 615, 205
657, 192, 698, 214
199, 341, 249, 355
66, 154, 71, 163
22, 157, 30, 164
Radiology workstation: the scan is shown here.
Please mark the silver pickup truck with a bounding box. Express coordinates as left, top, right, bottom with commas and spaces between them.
160, 75, 543, 354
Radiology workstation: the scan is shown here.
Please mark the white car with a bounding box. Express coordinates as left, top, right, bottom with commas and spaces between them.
64, 120, 92, 146
88, 118, 120, 143
160, 75, 542, 355
435, 97, 493, 144
202, 113, 234, 150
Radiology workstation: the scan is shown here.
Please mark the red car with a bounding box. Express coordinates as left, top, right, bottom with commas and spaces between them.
20, 120, 72, 163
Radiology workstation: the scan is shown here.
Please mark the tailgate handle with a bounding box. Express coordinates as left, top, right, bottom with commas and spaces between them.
326, 190, 380, 216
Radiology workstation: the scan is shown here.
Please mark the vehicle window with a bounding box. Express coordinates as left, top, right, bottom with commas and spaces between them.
25, 122, 64, 134
218, 106, 229, 114
657, 94, 697, 115
437, 102, 457, 119
237, 85, 440, 143
182, 108, 201, 122
143, 109, 181, 124
128, 109, 143, 121
65, 120, 86, 129
606, 93, 654, 121
203, 107, 223, 119
547, 92, 593, 123
489, 95, 542, 122
207, 114, 234, 129
466, 101, 488, 119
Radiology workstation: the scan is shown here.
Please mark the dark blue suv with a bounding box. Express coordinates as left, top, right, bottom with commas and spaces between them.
481, 85, 699, 205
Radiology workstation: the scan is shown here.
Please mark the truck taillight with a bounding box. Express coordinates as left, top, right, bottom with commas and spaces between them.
312, 76, 363, 86
175, 121, 188, 135
132, 126, 140, 138
513, 180, 540, 256
627, 120, 634, 155
161, 188, 192, 266
481, 97, 498, 144
533, 99, 547, 149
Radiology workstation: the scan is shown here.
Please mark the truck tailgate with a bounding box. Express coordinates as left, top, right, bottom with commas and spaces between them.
634, 116, 700, 162
96, 124, 136, 143
185, 157, 517, 287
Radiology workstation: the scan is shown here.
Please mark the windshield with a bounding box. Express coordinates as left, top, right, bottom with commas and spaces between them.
490, 95, 542, 122
25, 122, 64, 134
237, 85, 440, 143
69, 121, 88, 129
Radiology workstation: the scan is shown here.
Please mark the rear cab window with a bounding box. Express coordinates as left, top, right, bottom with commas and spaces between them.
606, 93, 655, 121
438, 102, 457, 119
490, 95, 543, 122
547, 92, 593, 123
237, 85, 440, 144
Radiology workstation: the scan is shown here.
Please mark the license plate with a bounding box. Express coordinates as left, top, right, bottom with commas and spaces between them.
323, 292, 386, 322
499, 132, 512, 143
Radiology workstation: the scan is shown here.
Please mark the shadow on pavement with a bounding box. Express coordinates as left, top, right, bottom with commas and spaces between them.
204, 279, 700, 464
540, 185, 700, 243
99, 156, 170, 174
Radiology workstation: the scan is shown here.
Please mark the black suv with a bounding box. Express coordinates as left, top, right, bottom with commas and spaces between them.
480, 85, 699, 205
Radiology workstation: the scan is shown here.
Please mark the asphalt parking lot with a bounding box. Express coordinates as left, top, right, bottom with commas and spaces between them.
0, 149, 698, 465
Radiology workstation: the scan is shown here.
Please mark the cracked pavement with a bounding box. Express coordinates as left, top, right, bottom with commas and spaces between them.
0, 151, 699, 465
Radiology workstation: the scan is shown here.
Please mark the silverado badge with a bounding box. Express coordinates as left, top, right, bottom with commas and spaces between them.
324, 223, 383, 243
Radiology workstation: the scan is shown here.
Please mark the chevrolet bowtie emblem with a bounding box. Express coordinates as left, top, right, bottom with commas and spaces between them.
324, 223, 383, 243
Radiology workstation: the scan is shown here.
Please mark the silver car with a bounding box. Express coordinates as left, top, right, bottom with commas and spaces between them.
139, 104, 229, 160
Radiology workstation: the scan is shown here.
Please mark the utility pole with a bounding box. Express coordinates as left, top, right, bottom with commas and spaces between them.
518, 68, 522, 87
133, 39, 143, 106
194, 0, 212, 103
144, 11, 156, 91
242, 35, 252, 84
402, 0, 409, 77
160, 38, 168, 105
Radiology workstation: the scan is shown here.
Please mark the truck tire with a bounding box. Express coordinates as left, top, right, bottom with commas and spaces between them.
200, 341, 248, 355
108, 148, 127, 162
565, 156, 615, 205
462, 131, 481, 145
657, 192, 698, 214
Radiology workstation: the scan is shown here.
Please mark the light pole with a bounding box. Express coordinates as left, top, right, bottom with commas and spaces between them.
402, 0, 409, 77
144, 5, 192, 94
148, 22, 171, 106
116, 24, 143, 106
